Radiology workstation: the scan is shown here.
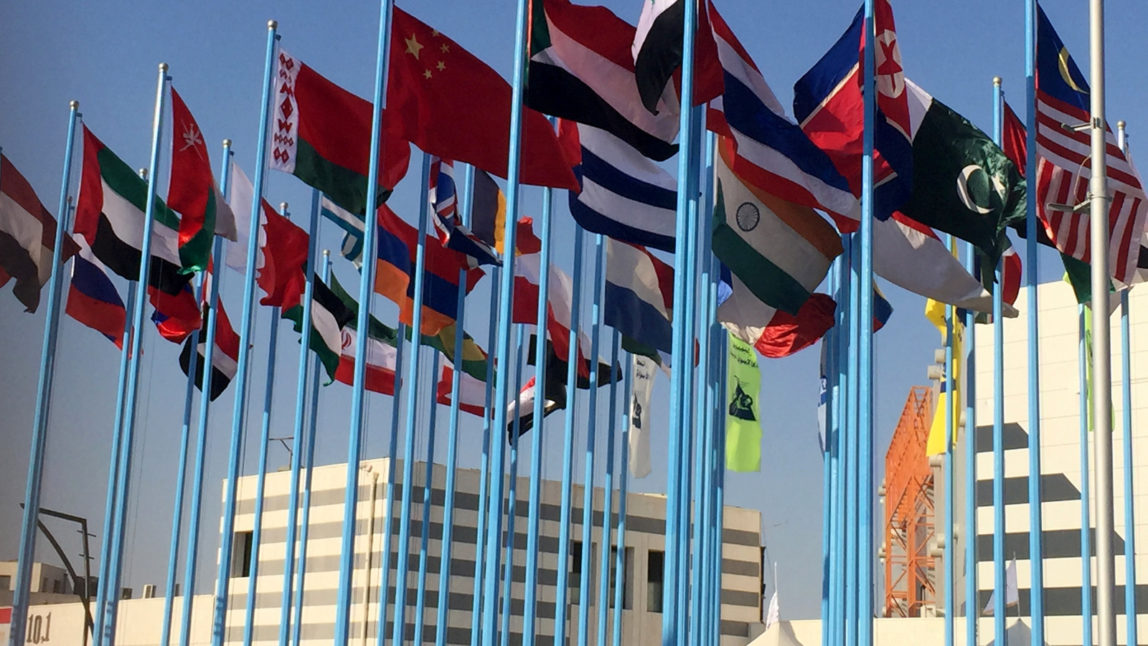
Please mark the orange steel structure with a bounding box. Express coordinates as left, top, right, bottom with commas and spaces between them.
882, 386, 937, 618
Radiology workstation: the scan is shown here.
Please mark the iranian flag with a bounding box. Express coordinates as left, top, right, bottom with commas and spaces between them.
328, 273, 401, 394
271, 48, 411, 214
283, 272, 356, 382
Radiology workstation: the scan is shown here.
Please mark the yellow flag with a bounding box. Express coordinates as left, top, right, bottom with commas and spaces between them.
925, 298, 964, 456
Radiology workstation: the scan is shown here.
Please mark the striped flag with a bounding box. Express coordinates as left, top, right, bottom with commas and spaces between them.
631, 0, 723, 113
603, 238, 673, 354
66, 236, 126, 346
283, 273, 356, 381
436, 363, 487, 417
429, 156, 501, 266
320, 195, 366, 267
1034, 7, 1147, 285
178, 299, 240, 401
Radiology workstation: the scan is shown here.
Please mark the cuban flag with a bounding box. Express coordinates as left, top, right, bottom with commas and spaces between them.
66, 236, 127, 347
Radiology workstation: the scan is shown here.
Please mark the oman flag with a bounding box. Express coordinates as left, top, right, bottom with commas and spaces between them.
168, 87, 237, 274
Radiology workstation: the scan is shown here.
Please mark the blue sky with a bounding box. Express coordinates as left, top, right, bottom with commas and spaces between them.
2, 0, 1146, 622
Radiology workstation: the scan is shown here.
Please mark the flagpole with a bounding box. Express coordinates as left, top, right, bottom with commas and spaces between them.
412, 349, 442, 646
844, 230, 860, 646
369, 315, 403, 646
9, 99, 81, 646
159, 270, 204, 646
1116, 120, 1138, 646
595, 329, 621, 646
176, 141, 233, 646
275, 189, 322, 646
831, 246, 848, 646
961, 239, 978, 646
293, 251, 331, 646
389, 152, 434, 645
611, 352, 633, 646
210, 21, 278, 646
551, 228, 586, 643
943, 239, 955, 646
663, 0, 699, 638
499, 326, 527, 646
1088, 1, 1117, 642
821, 259, 838, 646
480, 0, 531, 639
990, 74, 1007, 644
242, 200, 288, 646
100, 64, 171, 645
712, 334, 728, 645
1078, 303, 1094, 646
435, 162, 476, 646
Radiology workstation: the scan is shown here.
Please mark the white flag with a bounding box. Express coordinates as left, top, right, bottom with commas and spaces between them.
982, 557, 1019, 614
629, 354, 656, 478
764, 591, 780, 630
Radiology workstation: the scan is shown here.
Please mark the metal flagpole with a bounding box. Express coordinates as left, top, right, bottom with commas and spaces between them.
1023, 4, 1047, 641
242, 202, 289, 646
596, 330, 621, 646
499, 326, 527, 646
821, 259, 837, 646
551, 228, 586, 643
1116, 120, 1138, 646
611, 352, 633, 646
844, 231, 860, 646
101, 66, 171, 646
663, 0, 699, 639
176, 142, 233, 646
990, 74, 1007, 644
712, 335, 728, 646
1088, 1, 1118, 642
1078, 304, 1093, 646
412, 350, 442, 646
831, 247, 848, 646
435, 161, 476, 646
276, 189, 322, 646
9, 99, 81, 646
943, 239, 955, 646
210, 21, 278, 645
962, 239, 978, 646
480, 0, 531, 640
293, 251, 331, 646
369, 320, 404, 646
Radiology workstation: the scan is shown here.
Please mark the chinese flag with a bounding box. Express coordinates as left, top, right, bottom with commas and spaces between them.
386, 8, 578, 191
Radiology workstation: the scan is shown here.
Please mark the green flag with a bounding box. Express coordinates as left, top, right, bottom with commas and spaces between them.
726, 333, 762, 472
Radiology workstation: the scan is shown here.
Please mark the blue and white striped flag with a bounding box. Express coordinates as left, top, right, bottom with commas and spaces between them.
320, 195, 365, 267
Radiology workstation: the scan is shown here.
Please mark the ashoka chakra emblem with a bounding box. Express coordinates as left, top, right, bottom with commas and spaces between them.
735, 202, 760, 232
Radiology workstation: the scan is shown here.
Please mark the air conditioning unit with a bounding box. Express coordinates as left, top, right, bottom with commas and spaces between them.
142, 584, 157, 599
921, 603, 938, 618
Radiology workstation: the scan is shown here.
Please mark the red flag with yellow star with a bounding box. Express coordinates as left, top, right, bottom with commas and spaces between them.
386, 8, 578, 191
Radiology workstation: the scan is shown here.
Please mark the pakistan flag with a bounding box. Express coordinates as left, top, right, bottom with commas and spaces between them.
898, 79, 1026, 265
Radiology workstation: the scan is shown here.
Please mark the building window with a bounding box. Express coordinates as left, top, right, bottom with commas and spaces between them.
608, 546, 635, 611
647, 549, 664, 613
0, 575, 10, 590
231, 531, 254, 578
570, 541, 583, 597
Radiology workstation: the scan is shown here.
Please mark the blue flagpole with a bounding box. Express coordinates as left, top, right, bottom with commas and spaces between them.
293, 251, 331, 646
10, 99, 80, 646
596, 330, 621, 646
712, 335, 728, 646
962, 240, 978, 646
943, 238, 955, 646
435, 162, 475, 646
276, 189, 322, 646
480, 0, 531, 640
1078, 304, 1093, 646
611, 352, 633, 646
159, 269, 204, 646
412, 350, 442, 646
371, 318, 407, 646
177, 141, 233, 646
990, 75, 1007, 643
210, 22, 278, 645
102, 66, 171, 646
242, 200, 289, 646
663, 0, 699, 639
468, 265, 500, 646
577, 234, 607, 646
1117, 121, 1137, 646
499, 326, 527, 646
821, 260, 838, 646
551, 228, 586, 643
335, 0, 394, 639
831, 247, 848, 646
389, 152, 434, 646
844, 231, 860, 646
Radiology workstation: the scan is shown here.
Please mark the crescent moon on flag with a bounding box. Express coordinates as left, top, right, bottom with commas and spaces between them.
956, 165, 993, 215
1058, 47, 1087, 93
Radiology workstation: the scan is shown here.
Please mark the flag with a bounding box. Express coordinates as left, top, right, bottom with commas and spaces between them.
271, 48, 411, 214
792, 2, 914, 229
752, 293, 838, 359
629, 353, 656, 478
924, 297, 965, 456
0, 153, 78, 311
283, 273, 356, 381
223, 159, 264, 273
982, 558, 1020, 615
705, 5, 858, 226
568, 123, 678, 253
1034, 7, 1147, 285
726, 333, 762, 472
604, 239, 673, 354
167, 87, 237, 274
150, 280, 202, 344
527, 0, 679, 161
631, 0, 723, 113
429, 156, 500, 267
374, 203, 485, 336
413, 322, 489, 382
66, 236, 126, 347
320, 195, 366, 267
712, 142, 842, 315
436, 363, 488, 417
817, 342, 828, 453
178, 299, 240, 401
509, 334, 619, 439
764, 591, 780, 630
74, 126, 191, 296
470, 169, 509, 255
386, 8, 577, 191
511, 218, 588, 375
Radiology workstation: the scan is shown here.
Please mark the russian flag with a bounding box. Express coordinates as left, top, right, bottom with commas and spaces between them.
603, 239, 673, 354
66, 236, 126, 347
374, 204, 484, 336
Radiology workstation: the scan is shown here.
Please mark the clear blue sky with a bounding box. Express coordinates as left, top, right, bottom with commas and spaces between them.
2, 0, 1145, 621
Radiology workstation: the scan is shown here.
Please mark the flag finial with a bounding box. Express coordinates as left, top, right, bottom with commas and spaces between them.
159, 62, 168, 72
267, 19, 277, 29
993, 76, 1002, 86
69, 100, 79, 109
222, 138, 231, 147
280, 201, 288, 212
322, 249, 330, 259
1117, 120, 1126, 129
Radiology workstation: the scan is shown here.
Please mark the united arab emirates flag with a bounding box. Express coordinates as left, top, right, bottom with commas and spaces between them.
74, 126, 192, 295
898, 80, 1026, 265
282, 273, 356, 381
